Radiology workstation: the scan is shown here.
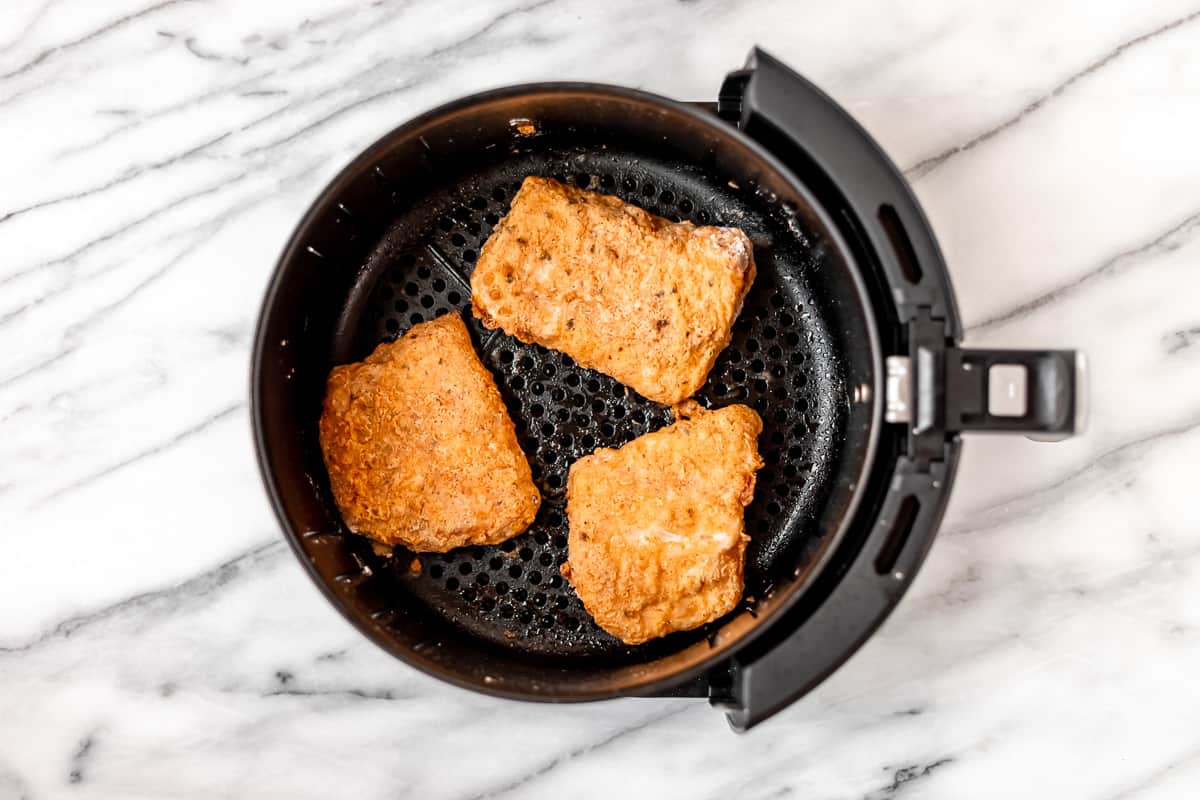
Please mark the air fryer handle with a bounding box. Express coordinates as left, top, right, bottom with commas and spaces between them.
900, 315, 1086, 457
942, 347, 1083, 438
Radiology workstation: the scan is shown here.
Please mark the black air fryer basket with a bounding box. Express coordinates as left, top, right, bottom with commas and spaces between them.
252, 49, 1081, 730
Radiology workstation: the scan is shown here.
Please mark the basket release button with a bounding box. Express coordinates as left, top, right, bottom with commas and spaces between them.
987, 364, 1027, 417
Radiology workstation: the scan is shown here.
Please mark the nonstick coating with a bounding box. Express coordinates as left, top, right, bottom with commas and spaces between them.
254, 86, 880, 697
346, 148, 846, 659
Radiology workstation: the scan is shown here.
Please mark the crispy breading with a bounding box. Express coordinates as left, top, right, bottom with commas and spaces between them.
562, 402, 764, 644
471, 176, 755, 405
319, 313, 540, 552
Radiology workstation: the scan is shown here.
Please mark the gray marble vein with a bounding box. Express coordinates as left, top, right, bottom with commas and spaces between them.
459, 705, 693, 800
0, 539, 280, 654
969, 205, 1200, 333
905, 5, 1200, 179
866, 757, 955, 799
946, 415, 1200, 539
1102, 745, 1200, 800
35, 401, 244, 505
0, 0, 194, 81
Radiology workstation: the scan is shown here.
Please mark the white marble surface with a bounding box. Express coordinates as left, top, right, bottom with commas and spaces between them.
2, 0, 1199, 796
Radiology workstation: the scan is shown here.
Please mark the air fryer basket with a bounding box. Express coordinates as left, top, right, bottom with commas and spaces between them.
253, 49, 1080, 728
354, 150, 856, 660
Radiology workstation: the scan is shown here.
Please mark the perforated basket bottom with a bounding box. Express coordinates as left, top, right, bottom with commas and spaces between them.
346, 144, 846, 660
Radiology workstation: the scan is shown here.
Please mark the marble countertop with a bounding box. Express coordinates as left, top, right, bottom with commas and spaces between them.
3, 0, 1199, 797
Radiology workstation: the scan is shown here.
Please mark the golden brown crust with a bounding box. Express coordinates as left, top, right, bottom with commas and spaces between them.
319, 313, 540, 552
471, 176, 756, 405
563, 402, 764, 644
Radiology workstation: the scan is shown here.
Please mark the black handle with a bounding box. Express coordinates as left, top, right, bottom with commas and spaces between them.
904, 313, 1084, 465
943, 348, 1079, 435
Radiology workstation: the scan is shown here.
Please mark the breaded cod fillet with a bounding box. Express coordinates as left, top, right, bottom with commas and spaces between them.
471, 176, 755, 405
319, 312, 540, 552
562, 402, 764, 644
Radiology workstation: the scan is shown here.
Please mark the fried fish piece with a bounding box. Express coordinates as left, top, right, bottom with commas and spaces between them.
562, 402, 764, 644
471, 176, 755, 405
319, 312, 540, 552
